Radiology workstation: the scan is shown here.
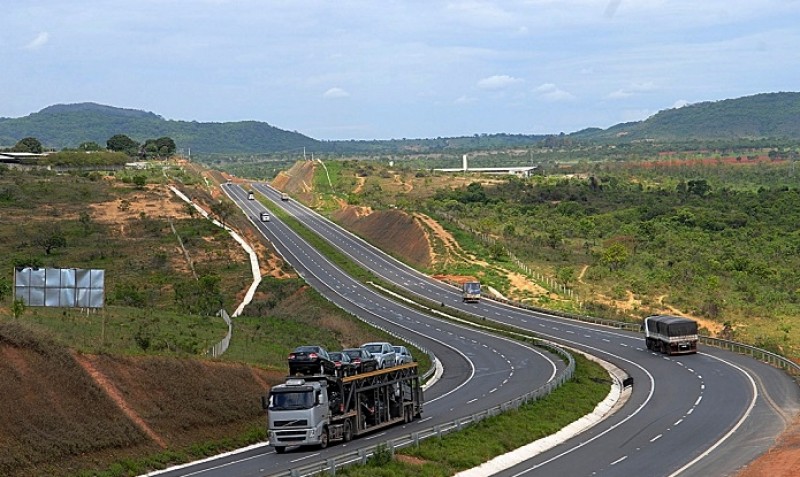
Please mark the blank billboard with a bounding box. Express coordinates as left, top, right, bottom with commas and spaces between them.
14, 267, 105, 308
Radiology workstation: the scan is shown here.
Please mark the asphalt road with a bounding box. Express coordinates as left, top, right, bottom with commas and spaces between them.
150, 184, 567, 477
247, 182, 800, 477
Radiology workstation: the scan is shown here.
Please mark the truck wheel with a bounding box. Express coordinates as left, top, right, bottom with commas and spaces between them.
343, 419, 353, 442
274, 446, 286, 454
319, 426, 329, 449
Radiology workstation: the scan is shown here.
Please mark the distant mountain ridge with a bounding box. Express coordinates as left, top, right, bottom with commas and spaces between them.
573, 92, 800, 141
0, 102, 319, 154
1, 92, 799, 154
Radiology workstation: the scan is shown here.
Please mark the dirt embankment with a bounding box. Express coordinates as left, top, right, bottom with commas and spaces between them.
333, 206, 432, 269
272, 160, 317, 204
0, 322, 282, 477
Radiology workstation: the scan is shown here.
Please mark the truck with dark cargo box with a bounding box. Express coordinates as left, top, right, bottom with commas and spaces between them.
644, 315, 698, 355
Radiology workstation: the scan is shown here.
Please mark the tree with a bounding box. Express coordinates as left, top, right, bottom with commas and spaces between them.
33, 227, 67, 255
132, 175, 147, 189
556, 266, 575, 287
78, 210, 92, 234
0, 277, 11, 301
106, 134, 139, 156
600, 243, 629, 271
210, 199, 235, 226
12, 298, 26, 319
12, 137, 43, 154
77, 141, 103, 151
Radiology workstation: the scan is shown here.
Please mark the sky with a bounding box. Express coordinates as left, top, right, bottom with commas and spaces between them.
2, 1, 800, 141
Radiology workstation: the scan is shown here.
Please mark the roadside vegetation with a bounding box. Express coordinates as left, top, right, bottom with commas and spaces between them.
283, 152, 800, 359
0, 161, 423, 476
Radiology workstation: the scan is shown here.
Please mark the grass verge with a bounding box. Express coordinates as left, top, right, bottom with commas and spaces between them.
337, 353, 609, 476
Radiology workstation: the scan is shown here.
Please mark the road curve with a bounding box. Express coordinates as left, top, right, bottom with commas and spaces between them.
252, 181, 800, 477
148, 184, 566, 477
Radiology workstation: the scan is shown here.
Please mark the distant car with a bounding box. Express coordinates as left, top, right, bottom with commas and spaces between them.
287, 345, 336, 376
361, 341, 397, 369
328, 352, 357, 377
342, 347, 378, 373
393, 345, 413, 365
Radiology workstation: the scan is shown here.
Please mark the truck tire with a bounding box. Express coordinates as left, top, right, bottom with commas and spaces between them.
319, 426, 329, 449
343, 419, 353, 442
274, 446, 286, 454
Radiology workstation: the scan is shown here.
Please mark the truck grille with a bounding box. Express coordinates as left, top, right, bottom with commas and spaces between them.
273, 419, 308, 427
274, 430, 309, 442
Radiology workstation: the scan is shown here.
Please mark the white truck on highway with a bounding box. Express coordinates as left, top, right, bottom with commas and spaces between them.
644, 315, 698, 355
264, 363, 423, 453
462, 281, 481, 303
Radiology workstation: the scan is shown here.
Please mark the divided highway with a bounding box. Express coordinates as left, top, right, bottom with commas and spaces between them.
152, 185, 567, 477
248, 182, 800, 477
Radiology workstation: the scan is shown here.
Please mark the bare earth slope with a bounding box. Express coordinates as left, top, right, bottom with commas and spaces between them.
0, 322, 282, 477
333, 206, 432, 269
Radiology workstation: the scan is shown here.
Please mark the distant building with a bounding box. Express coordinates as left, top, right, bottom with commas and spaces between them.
433, 153, 538, 178
0, 152, 47, 163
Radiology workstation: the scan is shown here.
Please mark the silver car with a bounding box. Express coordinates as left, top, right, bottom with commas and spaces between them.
393, 345, 413, 365
361, 341, 397, 369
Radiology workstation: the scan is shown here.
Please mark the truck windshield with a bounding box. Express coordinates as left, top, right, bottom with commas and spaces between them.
271, 391, 314, 410
464, 283, 481, 293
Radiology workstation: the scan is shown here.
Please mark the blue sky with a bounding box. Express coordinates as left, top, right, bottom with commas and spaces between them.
2, 1, 799, 140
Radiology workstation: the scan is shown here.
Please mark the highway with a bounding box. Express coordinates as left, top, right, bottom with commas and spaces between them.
152, 184, 567, 477
247, 182, 800, 477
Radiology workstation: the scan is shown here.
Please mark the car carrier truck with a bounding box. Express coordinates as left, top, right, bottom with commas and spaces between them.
264, 363, 423, 453
644, 315, 698, 355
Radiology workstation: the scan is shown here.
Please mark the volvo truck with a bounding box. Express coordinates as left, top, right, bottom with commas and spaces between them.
264, 363, 423, 453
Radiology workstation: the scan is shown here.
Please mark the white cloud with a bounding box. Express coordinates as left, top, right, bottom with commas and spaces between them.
323, 87, 349, 99
671, 99, 690, 108
25, 32, 49, 50
606, 89, 633, 100
477, 75, 523, 90
535, 83, 576, 101
455, 95, 476, 104
605, 81, 658, 100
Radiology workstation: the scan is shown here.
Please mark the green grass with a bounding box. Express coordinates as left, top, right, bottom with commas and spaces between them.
9, 306, 227, 356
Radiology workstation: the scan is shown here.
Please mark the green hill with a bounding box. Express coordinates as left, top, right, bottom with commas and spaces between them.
0, 102, 320, 154
2, 92, 799, 155
572, 92, 800, 142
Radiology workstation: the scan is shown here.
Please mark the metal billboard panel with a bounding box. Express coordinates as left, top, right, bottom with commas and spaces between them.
13, 267, 105, 308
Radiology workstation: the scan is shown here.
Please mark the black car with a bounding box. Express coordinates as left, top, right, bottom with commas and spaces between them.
288, 345, 336, 376
342, 347, 378, 373
328, 352, 357, 377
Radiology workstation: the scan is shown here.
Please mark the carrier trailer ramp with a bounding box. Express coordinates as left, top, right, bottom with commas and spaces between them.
264, 363, 423, 453
644, 314, 698, 355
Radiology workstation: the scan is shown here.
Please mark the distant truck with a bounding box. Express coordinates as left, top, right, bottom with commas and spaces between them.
644, 315, 698, 355
462, 281, 481, 302
280, 192, 290, 201
264, 363, 423, 453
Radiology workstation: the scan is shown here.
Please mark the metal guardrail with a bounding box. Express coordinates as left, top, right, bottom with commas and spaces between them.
268, 341, 575, 477
700, 336, 800, 377
485, 289, 800, 378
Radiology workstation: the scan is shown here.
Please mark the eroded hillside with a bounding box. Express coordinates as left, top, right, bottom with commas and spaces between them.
0, 322, 282, 477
